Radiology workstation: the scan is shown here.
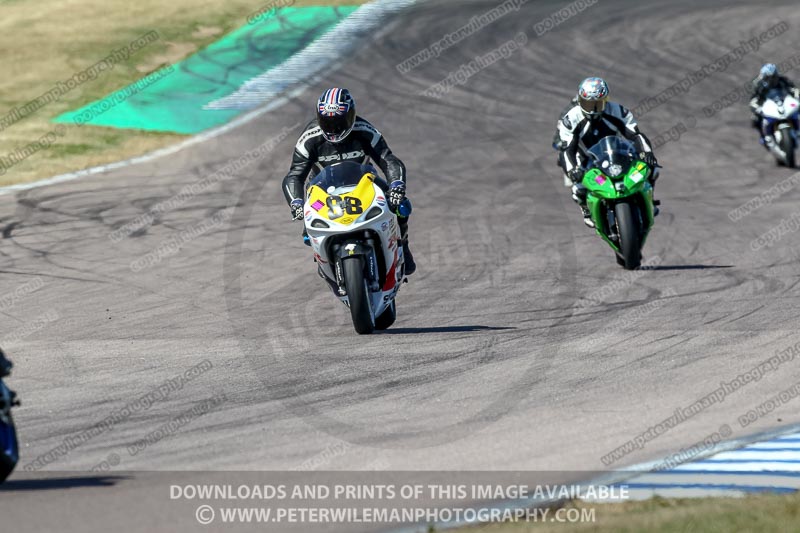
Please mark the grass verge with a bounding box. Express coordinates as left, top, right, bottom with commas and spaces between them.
453, 493, 800, 533
0, 0, 365, 186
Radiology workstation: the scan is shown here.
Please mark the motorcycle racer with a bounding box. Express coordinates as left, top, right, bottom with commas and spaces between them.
749, 63, 800, 150
556, 77, 659, 227
282, 88, 415, 275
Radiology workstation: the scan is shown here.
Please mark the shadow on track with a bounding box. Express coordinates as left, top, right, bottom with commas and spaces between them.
379, 325, 516, 334
0, 475, 127, 492
647, 265, 734, 271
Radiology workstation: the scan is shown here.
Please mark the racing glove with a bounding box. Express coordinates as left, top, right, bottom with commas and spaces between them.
568, 168, 583, 184
640, 152, 658, 168
387, 180, 406, 210
290, 199, 304, 221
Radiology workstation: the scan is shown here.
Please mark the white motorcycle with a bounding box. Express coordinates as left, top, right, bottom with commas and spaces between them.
760, 87, 800, 168
303, 162, 406, 334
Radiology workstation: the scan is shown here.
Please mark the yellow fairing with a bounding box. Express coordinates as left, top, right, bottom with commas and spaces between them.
307, 173, 376, 226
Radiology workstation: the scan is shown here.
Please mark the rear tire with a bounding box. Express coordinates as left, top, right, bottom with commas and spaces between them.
375, 300, 396, 330
342, 257, 374, 334
615, 202, 642, 270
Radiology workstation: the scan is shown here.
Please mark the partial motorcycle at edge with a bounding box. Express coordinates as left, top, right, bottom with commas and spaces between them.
0, 349, 19, 483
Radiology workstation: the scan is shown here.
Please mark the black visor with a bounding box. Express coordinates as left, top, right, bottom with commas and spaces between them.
318, 114, 348, 135
317, 108, 355, 142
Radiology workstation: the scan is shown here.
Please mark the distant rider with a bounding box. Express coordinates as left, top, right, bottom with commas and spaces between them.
282, 88, 415, 274
556, 77, 659, 227
749, 63, 800, 150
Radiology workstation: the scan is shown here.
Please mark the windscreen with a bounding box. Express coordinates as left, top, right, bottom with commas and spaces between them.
308, 162, 376, 193
586, 136, 637, 177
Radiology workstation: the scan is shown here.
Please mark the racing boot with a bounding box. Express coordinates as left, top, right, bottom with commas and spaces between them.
396, 199, 416, 275
649, 168, 660, 217
398, 216, 416, 275
579, 206, 594, 228
402, 237, 416, 276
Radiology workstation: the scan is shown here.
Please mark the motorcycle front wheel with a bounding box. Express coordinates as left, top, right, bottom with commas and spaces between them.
342, 256, 375, 334
779, 130, 796, 168
615, 201, 642, 270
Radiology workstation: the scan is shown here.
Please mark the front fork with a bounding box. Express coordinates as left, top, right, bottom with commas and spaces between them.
332, 235, 380, 295
589, 186, 655, 250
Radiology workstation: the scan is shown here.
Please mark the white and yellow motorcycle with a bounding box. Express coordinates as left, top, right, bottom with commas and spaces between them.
303, 162, 406, 334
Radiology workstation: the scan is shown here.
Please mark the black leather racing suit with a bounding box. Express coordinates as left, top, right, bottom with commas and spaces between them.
282, 117, 406, 205
557, 102, 654, 176
281, 117, 414, 272
556, 102, 658, 213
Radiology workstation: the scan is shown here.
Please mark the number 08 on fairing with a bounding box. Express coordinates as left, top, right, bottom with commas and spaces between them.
303, 162, 407, 334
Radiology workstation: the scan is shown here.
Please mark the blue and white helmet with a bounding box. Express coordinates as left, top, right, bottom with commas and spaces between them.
760, 63, 778, 88
577, 77, 609, 119
317, 88, 356, 143
760, 63, 778, 79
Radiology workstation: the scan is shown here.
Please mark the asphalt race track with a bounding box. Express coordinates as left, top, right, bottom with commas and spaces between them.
3, 0, 800, 531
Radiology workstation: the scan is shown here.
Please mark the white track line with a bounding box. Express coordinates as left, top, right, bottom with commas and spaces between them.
741, 441, 800, 449
672, 462, 800, 472
628, 473, 800, 488
623, 488, 748, 500
697, 450, 800, 461
385, 422, 800, 533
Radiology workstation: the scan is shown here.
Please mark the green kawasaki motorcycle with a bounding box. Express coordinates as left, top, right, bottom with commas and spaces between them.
582, 136, 658, 270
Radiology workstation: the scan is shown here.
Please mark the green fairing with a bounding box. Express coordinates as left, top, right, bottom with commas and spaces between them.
583, 161, 655, 252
